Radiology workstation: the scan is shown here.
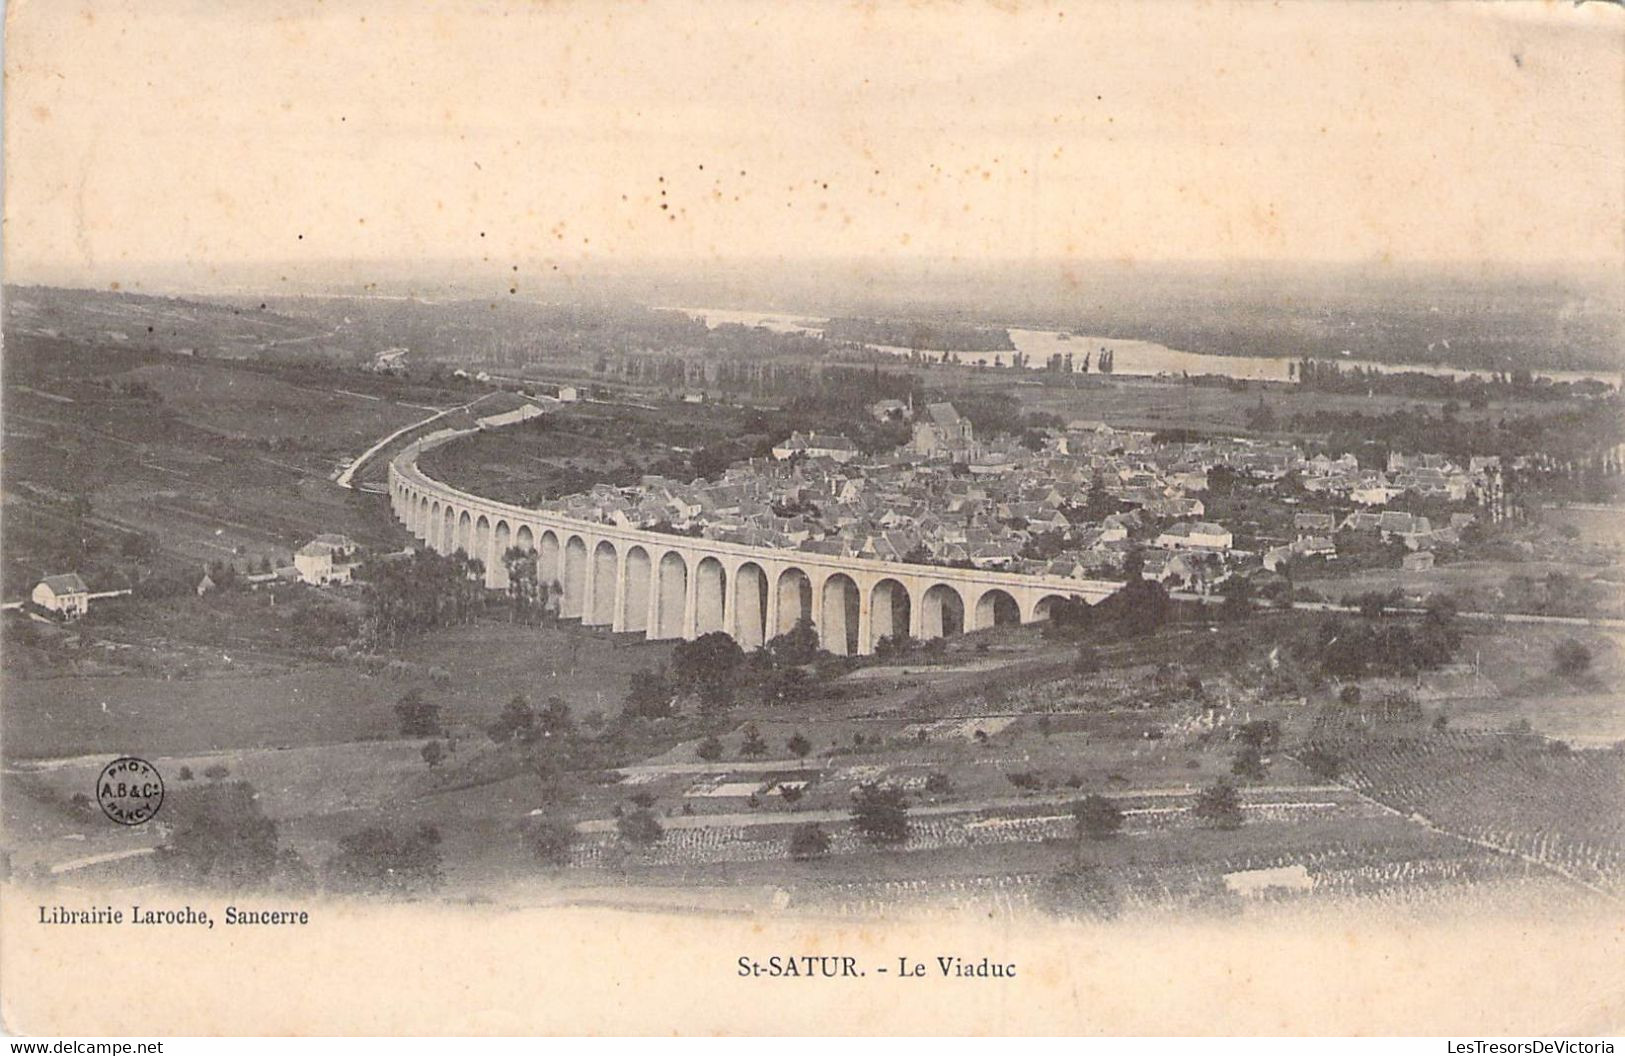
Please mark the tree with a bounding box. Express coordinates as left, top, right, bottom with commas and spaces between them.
1084, 471, 1118, 520
1073, 794, 1124, 840
616, 807, 664, 848
1219, 574, 1254, 622
159, 781, 283, 890
1193, 779, 1244, 830
503, 546, 544, 623
789, 822, 831, 860
850, 782, 909, 845
1205, 465, 1240, 498
1423, 594, 1462, 647
537, 696, 573, 738
1231, 744, 1267, 781
1356, 589, 1402, 620
394, 688, 441, 737
698, 680, 736, 716
765, 617, 822, 667
358, 549, 492, 648
1245, 396, 1276, 432
670, 632, 744, 695
420, 740, 445, 768
1235, 719, 1281, 751
523, 814, 577, 865
695, 734, 724, 761
1094, 577, 1170, 637
739, 723, 768, 757
488, 694, 537, 744
760, 665, 808, 705
874, 632, 915, 659
1073, 644, 1102, 675
786, 732, 812, 758
323, 823, 443, 894
1554, 639, 1593, 678
624, 667, 675, 719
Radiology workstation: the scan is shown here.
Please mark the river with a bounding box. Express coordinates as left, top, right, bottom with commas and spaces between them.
664, 306, 1621, 387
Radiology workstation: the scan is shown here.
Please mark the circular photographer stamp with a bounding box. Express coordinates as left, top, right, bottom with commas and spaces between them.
96, 756, 164, 825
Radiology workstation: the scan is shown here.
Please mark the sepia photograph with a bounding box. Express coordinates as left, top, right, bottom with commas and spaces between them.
2, 0, 1623, 1039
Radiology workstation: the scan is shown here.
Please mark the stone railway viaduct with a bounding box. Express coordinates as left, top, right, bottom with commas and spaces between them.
388, 432, 1120, 656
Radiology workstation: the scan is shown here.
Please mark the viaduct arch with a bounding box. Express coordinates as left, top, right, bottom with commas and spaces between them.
387, 431, 1120, 656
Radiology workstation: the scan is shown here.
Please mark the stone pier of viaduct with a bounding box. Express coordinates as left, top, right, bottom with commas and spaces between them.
387, 432, 1120, 656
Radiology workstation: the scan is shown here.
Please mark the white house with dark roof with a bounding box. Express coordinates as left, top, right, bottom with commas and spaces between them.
32, 573, 90, 618
1294, 512, 1336, 536
771, 432, 859, 463
294, 534, 361, 586
1155, 521, 1233, 551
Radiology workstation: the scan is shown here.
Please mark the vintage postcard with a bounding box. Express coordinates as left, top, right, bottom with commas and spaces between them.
2, 0, 1622, 1038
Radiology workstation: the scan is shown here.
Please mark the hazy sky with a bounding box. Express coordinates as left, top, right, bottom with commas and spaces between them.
5, 0, 1622, 289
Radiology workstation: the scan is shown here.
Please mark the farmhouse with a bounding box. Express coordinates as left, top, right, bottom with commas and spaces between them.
870, 398, 912, 422
1141, 551, 1201, 587
32, 573, 90, 619
771, 432, 859, 463
294, 534, 361, 586
1155, 521, 1233, 551
1294, 512, 1335, 537
1143, 495, 1205, 520
1350, 482, 1402, 506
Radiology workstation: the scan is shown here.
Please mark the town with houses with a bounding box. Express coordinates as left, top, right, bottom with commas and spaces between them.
8, 395, 1510, 625
535, 400, 1497, 593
